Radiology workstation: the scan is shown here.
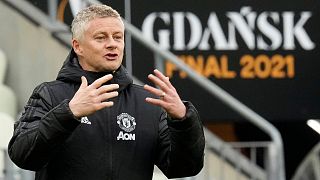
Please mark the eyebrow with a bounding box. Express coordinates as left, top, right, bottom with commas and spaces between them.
93, 31, 124, 36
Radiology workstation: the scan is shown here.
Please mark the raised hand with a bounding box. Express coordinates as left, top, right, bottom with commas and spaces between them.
144, 69, 186, 119
69, 74, 119, 118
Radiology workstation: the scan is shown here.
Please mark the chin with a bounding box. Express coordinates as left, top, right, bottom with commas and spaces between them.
104, 65, 121, 72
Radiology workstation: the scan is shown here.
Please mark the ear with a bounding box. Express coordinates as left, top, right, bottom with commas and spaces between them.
72, 39, 82, 56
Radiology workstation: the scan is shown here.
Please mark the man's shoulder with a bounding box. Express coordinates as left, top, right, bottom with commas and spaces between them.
45, 80, 67, 86
31, 80, 76, 105
32, 80, 71, 96
33, 80, 62, 90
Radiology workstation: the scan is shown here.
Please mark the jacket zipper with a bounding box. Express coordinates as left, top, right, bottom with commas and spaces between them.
107, 108, 113, 180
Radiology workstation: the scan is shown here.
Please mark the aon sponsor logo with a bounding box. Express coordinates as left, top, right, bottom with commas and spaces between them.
117, 131, 135, 141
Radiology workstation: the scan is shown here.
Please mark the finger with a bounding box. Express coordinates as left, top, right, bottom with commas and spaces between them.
101, 101, 114, 107
144, 84, 163, 97
80, 76, 88, 89
145, 97, 166, 107
97, 84, 119, 95
96, 101, 114, 110
153, 69, 174, 89
148, 74, 168, 92
90, 74, 113, 89
99, 91, 119, 102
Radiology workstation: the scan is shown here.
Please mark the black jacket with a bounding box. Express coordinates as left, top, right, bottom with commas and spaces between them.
8, 50, 205, 180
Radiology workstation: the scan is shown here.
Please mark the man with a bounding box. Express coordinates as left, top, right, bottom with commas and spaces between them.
8, 4, 205, 180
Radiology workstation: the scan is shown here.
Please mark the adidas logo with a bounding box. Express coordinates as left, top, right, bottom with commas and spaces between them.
80, 117, 91, 125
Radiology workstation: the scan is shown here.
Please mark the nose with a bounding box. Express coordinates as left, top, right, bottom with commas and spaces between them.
105, 37, 117, 49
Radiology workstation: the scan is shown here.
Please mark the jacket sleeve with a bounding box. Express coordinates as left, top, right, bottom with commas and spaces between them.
8, 83, 80, 171
155, 101, 205, 178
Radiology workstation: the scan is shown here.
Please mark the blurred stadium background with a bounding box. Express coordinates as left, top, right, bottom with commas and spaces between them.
0, 0, 319, 180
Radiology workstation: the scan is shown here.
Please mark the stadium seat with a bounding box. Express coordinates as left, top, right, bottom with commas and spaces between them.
0, 112, 14, 178
0, 49, 17, 179
0, 49, 17, 118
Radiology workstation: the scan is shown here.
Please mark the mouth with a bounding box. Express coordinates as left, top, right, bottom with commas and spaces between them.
104, 53, 118, 60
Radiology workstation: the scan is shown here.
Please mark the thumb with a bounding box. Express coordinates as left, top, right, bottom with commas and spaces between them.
80, 76, 88, 89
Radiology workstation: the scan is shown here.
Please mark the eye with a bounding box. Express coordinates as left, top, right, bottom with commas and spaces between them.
113, 35, 123, 40
95, 35, 106, 40
96, 36, 104, 39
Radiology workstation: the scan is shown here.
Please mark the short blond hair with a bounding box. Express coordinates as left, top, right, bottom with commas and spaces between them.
71, 4, 122, 40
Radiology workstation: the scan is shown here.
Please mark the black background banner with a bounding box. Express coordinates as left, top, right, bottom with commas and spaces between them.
130, 0, 320, 122
26, 0, 320, 122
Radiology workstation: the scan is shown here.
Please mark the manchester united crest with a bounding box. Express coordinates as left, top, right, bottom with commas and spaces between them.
117, 113, 136, 132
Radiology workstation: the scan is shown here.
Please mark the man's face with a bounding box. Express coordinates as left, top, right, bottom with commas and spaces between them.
73, 17, 125, 72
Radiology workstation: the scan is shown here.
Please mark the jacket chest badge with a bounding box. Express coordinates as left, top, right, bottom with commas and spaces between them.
116, 113, 136, 141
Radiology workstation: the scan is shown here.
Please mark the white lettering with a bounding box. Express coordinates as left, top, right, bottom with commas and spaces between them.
227, 11, 255, 49
199, 13, 236, 50
141, 7, 315, 51
257, 12, 282, 50
283, 11, 315, 50
117, 131, 136, 141
173, 12, 202, 50
142, 12, 171, 49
